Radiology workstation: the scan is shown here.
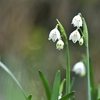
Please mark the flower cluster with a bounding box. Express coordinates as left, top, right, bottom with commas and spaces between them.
69, 14, 84, 45
48, 26, 64, 50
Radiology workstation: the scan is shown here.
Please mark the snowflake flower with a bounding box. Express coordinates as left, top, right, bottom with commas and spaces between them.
48, 28, 61, 42
58, 94, 62, 100
79, 38, 84, 45
56, 40, 64, 50
69, 30, 81, 43
72, 14, 82, 28
72, 61, 86, 77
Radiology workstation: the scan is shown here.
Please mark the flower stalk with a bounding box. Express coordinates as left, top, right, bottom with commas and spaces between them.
86, 46, 91, 100
65, 42, 70, 95
83, 17, 91, 100
56, 19, 70, 95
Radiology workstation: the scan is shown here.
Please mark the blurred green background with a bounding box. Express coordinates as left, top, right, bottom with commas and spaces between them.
0, 0, 100, 100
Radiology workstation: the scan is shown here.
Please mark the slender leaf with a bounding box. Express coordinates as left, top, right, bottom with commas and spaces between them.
0, 61, 27, 99
60, 91, 75, 100
51, 70, 60, 100
38, 70, 51, 100
59, 79, 66, 94
27, 95, 32, 100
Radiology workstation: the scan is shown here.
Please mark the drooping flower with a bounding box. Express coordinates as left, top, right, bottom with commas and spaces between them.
48, 28, 61, 42
79, 38, 84, 45
69, 30, 81, 43
72, 61, 86, 77
58, 94, 62, 100
56, 40, 64, 50
72, 14, 82, 28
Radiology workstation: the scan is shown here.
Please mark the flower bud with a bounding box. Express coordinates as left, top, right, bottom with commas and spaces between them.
79, 38, 84, 45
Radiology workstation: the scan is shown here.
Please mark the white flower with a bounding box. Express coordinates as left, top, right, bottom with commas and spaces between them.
72, 61, 86, 77
69, 30, 81, 43
72, 14, 82, 27
48, 28, 61, 42
56, 40, 64, 50
79, 38, 84, 45
58, 94, 62, 100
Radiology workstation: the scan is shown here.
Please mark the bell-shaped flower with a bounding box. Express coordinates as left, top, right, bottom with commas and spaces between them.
72, 61, 86, 77
58, 94, 62, 100
79, 38, 84, 45
56, 40, 64, 50
72, 14, 82, 28
48, 28, 61, 42
69, 30, 81, 43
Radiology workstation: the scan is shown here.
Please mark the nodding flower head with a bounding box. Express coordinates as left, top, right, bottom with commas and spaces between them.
48, 28, 61, 42
72, 14, 82, 28
56, 40, 64, 50
58, 94, 62, 100
69, 30, 81, 43
79, 38, 84, 45
72, 61, 86, 77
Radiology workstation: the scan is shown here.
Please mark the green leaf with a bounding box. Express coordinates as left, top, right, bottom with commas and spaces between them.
38, 70, 51, 100
51, 70, 60, 100
98, 98, 100, 100
60, 91, 75, 100
56, 19, 68, 44
27, 95, 32, 100
59, 79, 66, 94
0, 61, 27, 99
82, 17, 88, 47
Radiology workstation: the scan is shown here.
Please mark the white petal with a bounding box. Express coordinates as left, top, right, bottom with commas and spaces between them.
69, 30, 81, 43
58, 94, 62, 100
72, 61, 86, 76
72, 14, 82, 27
48, 28, 61, 42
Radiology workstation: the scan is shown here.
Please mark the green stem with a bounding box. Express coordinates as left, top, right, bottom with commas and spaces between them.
56, 19, 70, 96
66, 43, 70, 95
86, 46, 91, 100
